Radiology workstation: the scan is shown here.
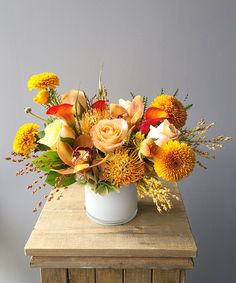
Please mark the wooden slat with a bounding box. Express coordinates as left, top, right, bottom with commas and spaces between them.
40, 268, 67, 283
124, 269, 151, 283
96, 269, 123, 283
69, 269, 95, 283
152, 270, 180, 283
31, 256, 193, 270
25, 183, 197, 259
180, 270, 186, 283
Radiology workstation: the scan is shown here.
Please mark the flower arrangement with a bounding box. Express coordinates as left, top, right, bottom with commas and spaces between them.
6, 72, 231, 213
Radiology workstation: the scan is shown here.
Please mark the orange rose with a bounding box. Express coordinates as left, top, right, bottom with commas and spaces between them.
91, 119, 128, 152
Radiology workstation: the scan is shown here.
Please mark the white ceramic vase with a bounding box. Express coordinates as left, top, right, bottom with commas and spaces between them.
84, 183, 138, 225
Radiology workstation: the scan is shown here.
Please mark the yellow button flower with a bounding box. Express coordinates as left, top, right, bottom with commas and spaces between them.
28, 72, 59, 90
33, 89, 49, 104
13, 123, 39, 156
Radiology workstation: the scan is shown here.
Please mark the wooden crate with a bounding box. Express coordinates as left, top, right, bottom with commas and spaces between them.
25, 183, 197, 283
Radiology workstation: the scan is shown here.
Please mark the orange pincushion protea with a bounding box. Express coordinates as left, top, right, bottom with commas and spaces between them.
103, 147, 145, 187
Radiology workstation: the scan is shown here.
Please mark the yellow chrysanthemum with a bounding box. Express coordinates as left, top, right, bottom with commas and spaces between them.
80, 109, 110, 135
154, 140, 195, 182
151, 95, 187, 128
13, 123, 39, 156
103, 147, 145, 187
28, 72, 59, 91
33, 89, 49, 104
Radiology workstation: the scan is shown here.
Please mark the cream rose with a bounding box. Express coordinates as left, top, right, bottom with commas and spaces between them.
147, 119, 180, 147
91, 119, 128, 152
38, 119, 75, 150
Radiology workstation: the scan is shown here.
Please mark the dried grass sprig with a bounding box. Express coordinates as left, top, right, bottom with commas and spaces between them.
179, 118, 232, 168
136, 176, 179, 213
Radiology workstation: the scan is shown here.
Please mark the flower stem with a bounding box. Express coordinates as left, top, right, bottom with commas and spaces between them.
29, 112, 48, 123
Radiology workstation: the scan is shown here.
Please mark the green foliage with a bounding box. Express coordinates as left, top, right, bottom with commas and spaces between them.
37, 143, 50, 152
173, 88, 179, 96
33, 150, 68, 172
95, 182, 120, 196
77, 178, 87, 185
45, 171, 76, 187
60, 137, 75, 147
185, 104, 193, 110
143, 96, 148, 113
38, 130, 45, 139
36, 131, 49, 151
75, 95, 87, 120
130, 91, 135, 99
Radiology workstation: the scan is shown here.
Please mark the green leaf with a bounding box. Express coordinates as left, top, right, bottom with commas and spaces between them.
185, 104, 193, 110
38, 130, 45, 139
60, 137, 75, 147
96, 182, 119, 196
37, 143, 50, 152
143, 96, 148, 113
45, 171, 76, 187
33, 150, 68, 172
77, 178, 87, 185
173, 88, 179, 96
75, 95, 87, 120
130, 92, 135, 99
96, 185, 109, 196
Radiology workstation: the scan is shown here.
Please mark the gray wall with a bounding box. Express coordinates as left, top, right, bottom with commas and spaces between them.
0, 1, 235, 282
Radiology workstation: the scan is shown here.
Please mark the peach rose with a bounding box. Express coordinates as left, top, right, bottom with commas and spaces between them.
147, 119, 180, 147
91, 119, 128, 152
61, 89, 88, 115
110, 96, 144, 125
139, 138, 159, 158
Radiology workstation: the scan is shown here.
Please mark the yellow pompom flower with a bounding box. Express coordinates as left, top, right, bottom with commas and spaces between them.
151, 95, 187, 129
33, 89, 49, 104
13, 123, 39, 156
154, 140, 195, 182
103, 147, 145, 187
28, 72, 59, 91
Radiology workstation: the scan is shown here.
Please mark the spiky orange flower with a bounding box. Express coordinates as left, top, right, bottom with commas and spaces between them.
80, 109, 110, 135
151, 95, 187, 129
154, 140, 195, 182
103, 148, 145, 187
13, 123, 39, 156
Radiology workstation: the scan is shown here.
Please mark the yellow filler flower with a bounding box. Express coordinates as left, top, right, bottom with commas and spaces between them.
103, 147, 145, 187
28, 72, 59, 91
13, 123, 39, 156
151, 94, 187, 129
154, 140, 195, 182
33, 89, 49, 104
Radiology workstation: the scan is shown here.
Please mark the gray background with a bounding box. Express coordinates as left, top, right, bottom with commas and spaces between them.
0, 0, 235, 282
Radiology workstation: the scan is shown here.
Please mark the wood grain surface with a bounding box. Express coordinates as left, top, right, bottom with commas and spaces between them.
25, 183, 197, 259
